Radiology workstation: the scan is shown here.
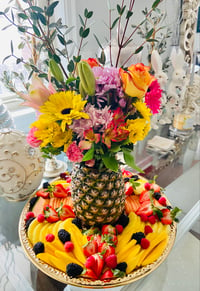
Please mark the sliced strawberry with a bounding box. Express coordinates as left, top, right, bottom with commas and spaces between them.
125, 182, 134, 196
139, 190, 151, 203
100, 269, 114, 281
151, 183, 161, 192
122, 168, 133, 177
98, 242, 115, 258
53, 184, 68, 198
161, 209, 172, 225
43, 205, 59, 223
102, 225, 116, 235
36, 189, 50, 199
58, 204, 75, 221
81, 268, 98, 280
136, 200, 153, 217
91, 253, 104, 278
83, 240, 98, 257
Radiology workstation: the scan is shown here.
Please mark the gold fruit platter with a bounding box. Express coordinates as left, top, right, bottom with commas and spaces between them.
19, 192, 177, 289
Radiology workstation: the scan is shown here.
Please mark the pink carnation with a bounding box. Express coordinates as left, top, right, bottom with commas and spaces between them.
26, 127, 42, 147
145, 80, 162, 114
66, 141, 83, 163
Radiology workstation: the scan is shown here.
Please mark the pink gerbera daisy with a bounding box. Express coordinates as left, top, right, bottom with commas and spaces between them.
145, 80, 162, 114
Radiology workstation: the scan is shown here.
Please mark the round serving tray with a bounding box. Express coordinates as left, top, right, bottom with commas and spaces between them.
18, 193, 177, 289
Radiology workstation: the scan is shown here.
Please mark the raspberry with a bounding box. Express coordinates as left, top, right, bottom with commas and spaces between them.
45, 233, 55, 242
141, 238, 150, 249
25, 212, 35, 220
115, 224, 124, 234
144, 225, 153, 235
144, 182, 151, 191
158, 196, 167, 206
140, 213, 148, 222
64, 241, 74, 252
148, 215, 156, 224
37, 214, 45, 223
105, 254, 117, 269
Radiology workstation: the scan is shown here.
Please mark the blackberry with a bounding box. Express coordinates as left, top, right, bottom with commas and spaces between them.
58, 229, 71, 243
124, 177, 130, 183
115, 214, 129, 228
116, 262, 127, 272
72, 217, 82, 229
29, 197, 38, 211
25, 217, 35, 231
167, 205, 172, 210
43, 182, 50, 189
33, 242, 44, 255
131, 232, 145, 244
131, 175, 139, 181
154, 192, 161, 200
66, 263, 83, 278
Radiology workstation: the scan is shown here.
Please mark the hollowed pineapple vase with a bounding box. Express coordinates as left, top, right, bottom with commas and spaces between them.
71, 165, 125, 226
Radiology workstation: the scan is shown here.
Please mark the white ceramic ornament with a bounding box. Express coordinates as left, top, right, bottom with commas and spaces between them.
0, 129, 45, 201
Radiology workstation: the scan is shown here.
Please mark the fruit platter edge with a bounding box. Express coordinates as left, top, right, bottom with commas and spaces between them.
18, 174, 177, 288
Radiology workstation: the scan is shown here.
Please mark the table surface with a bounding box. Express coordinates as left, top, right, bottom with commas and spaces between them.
0, 125, 200, 291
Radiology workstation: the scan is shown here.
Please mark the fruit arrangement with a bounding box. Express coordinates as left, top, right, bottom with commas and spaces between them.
22, 169, 180, 283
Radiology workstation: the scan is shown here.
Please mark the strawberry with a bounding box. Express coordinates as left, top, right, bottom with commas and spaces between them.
98, 243, 115, 258
105, 254, 117, 269
36, 189, 50, 199
90, 253, 104, 278
125, 182, 134, 196
122, 169, 133, 177
139, 190, 151, 203
45, 233, 55, 242
102, 225, 116, 235
115, 224, 123, 234
53, 184, 68, 198
161, 209, 172, 225
83, 240, 98, 257
151, 183, 160, 192
57, 204, 75, 221
43, 205, 59, 223
66, 177, 72, 183
136, 200, 153, 217
100, 269, 114, 281
65, 186, 71, 196
81, 268, 98, 280
64, 241, 74, 252
85, 255, 96, 269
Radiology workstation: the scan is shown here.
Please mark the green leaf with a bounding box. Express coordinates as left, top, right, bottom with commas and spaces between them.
135, 46, 143, 54
146, 39, 158, 42
94, 34, 103, 49
82, 146, 94, 162
84, 8, 89, 18
122, 39, 133, 48
79, 26, 84, 37
37, 13, 47, 25
66, 39, 73, 45
33, 24, 41, 36
170, 207, 182, 220
79, 15, 84, 26
102, 154, 118, 172
16, 58, 22, 64
146, 28, 154, 39
126, 10, 133, 19
18, 26, 26, 33
82, 28, 90, 38
30, 6, 44, 13
2, 55, 11, 63
111, 17, 119, 29
152, 0, 162, 9
46, 1, 59, 17
18, 13, 28, 20
66, 77, 76, 85
122, 149, 144, 173
38, 73, 48, 78
73, 55, 81, 63
67, 60, 74, 72
57, 34, 66, 45
86, 11, 93, 19
53, 54, 61, 63
30, 12, 38, 20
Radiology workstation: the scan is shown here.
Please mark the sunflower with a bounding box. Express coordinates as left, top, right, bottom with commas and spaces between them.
133, 100, 151, 121
39, 91, 89, 131
127, 118, 151, 144
32, 117, 72, 150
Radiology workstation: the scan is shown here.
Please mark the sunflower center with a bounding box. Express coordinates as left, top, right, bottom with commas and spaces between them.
61, 108, 71, 114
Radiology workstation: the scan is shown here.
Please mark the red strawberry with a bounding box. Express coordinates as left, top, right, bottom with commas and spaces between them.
105, 254, 117, 269
65, 186, 71, 196
83, 240, 98, 257
100, 269, 114, 281
161, 209, 172, 225
141, 238, 150, 249
66, 177, 72, 183
53, 184, 68, 198
122, 169, 133, 177
144, 225, 153, 235
136, 200, 153, 217
58, 204, 75, 221
158, 196, 167, 206
115, 224, 123, 234
82, 268, 98, 280
91, 253, 104, 278
125, 182, 134, 196
151, 183, 160, 192
43, 205, 59, 223
98, 243, 115, 258
45, 233, 55, 242
102, 225, 116, 235
36, 189, 50, 199
25, 212, 35, 220
64, 241, 74, 252
85, 255, 96, 269
139, 190, 151, 203
108, 234, 118, 246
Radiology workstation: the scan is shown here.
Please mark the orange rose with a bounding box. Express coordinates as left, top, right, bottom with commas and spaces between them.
119, 63, 153, 98
82, 58, 101, 68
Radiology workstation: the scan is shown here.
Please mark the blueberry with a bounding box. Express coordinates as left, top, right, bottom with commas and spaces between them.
154, 192, 161, 200
72, 217, 82, 229
33, 242, 44, 255
124, 177, 130, 183
131, 232, 145, 244
43, 182, 50, 189
116, 262, 127, 272
25, 217, 35, 231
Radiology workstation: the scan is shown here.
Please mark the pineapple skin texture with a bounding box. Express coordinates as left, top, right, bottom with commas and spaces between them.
71, 165, 125, 226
